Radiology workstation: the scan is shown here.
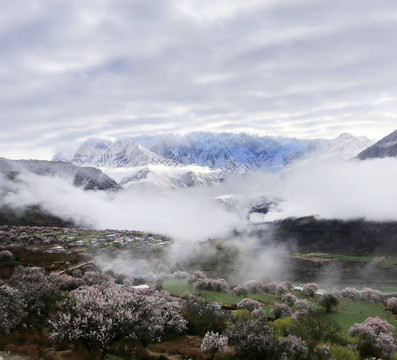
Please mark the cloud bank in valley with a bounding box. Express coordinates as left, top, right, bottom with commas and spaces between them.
1, 171, 239, 242
1, 157, 397, 241
249, 157, 397, 222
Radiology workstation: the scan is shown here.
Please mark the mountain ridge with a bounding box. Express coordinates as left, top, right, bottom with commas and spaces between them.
0, 157, 121, 191
357, 129, 397, 160
55, 131, 374, 173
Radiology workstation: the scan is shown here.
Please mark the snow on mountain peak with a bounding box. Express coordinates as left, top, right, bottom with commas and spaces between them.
53, 131, 374, 189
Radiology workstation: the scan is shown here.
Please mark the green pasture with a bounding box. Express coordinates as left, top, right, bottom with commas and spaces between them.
162, 279, 278, 306
162, 279, 397, 336
324, 301, 397, 335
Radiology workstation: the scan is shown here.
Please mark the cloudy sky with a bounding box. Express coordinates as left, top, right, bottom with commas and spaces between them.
1, 0, 397, 160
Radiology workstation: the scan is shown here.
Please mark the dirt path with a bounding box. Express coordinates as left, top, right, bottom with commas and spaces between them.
56, 260, 93, 275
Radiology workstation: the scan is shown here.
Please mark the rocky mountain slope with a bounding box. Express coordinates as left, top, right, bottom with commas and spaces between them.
357, 129, 397, 160
0, 158, 121, 191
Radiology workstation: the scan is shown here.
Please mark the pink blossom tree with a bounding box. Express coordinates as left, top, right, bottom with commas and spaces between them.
0, 284, 26, 334
233, 286, 247, 296
340, 287, 361, 300
201, 331, 229, 360
277, 335, 309, 360
237, 298, 261, 312
270, 302, 292, 319
302, 283, 319, 297
281, 293, 298, 307
10, 266, 56, 315
226, 319, 277, 359
243, 280, 264, 293
359, 287, 384, 303
387, 297, 397, 314
49, 286, 186, 359
349, 316, 396, 359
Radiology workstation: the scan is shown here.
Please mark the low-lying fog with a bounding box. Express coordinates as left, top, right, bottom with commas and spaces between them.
1, 157, 397, 287
2, 157, 397, 240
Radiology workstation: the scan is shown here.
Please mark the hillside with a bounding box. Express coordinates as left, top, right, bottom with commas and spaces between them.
0, 157, 121, 191
357, 129, 397, 160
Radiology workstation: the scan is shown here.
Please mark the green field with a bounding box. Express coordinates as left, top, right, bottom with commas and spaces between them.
325, 301, 397, 335
162, 279, 397, 335
163, 279, 278, 306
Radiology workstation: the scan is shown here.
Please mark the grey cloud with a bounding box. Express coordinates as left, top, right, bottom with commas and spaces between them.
0, 0, 397, 159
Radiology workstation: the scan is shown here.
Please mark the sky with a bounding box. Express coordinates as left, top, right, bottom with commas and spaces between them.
1, 0, 397, 160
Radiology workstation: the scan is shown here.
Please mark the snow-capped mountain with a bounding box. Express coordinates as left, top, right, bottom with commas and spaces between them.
54, 132, 374, 189
357, 129, 397, 160
54, 137, 175, 168
59, 132, 373, 170
103, 165, 221, 190
0, 158, 121, 191
134, 132, 313, 172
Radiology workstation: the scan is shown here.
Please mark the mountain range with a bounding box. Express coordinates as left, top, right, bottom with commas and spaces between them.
54, 132, 374, 189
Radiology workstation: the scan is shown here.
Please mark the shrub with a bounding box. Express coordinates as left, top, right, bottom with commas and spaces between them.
233, 309, 253, 322
272, 317, 293, 337
329, 344, 359, 360
289, 314, 342, 344
0, 250, 13, 261
319, 292, 339, 312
